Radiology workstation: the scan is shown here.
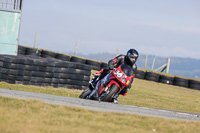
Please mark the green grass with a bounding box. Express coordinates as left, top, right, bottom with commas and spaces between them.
0, 82, 81, 98
0, 96, 200, 133
119, 79, 200, 113
0, 76, 200, 114
0, 70, 200, 133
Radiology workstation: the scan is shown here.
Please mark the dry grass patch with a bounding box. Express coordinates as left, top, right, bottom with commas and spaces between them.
0, 96, 200, 133
119, 79, 200, 113
0, 82, 81, 98
0, 74, 200, 114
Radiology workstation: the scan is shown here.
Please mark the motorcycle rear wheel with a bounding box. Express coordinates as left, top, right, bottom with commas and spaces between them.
79, 87, 92, 99
100, 84, 119, 102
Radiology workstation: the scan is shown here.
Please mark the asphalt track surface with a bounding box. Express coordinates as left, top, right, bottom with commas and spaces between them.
0, 88, 200, 121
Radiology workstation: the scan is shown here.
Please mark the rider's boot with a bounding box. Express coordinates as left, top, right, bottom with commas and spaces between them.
90, 74, 100, 89
113, 94, 119, 104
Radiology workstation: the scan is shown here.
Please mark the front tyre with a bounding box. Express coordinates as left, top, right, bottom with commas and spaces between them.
100, 84, 119, 102
79, 88, 92, 99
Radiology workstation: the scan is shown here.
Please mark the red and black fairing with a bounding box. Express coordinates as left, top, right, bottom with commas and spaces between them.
97, 64, 134, 97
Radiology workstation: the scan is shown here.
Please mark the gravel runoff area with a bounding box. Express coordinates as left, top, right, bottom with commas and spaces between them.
0, 88, 200, 121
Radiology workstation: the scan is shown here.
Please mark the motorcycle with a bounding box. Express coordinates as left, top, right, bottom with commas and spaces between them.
79, 63, 134, 102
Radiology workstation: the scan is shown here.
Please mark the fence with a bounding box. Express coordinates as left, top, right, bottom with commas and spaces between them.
0, 0, 23, 11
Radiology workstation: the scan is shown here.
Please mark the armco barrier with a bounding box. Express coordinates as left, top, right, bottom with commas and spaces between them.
9, 45, 199, 91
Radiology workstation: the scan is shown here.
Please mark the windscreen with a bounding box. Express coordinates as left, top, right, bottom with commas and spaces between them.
121, 64, 133, 76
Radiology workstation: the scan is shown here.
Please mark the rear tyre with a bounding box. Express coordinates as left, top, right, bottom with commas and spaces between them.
100, 84, 119, 102
79, 87, 92, 99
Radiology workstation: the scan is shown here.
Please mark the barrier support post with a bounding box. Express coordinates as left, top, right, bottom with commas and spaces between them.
151, 57, 155, 70
166, 58, 170, 73
74, 41, 78, 56
34, 32, 37, 48
144, 54, 148, 70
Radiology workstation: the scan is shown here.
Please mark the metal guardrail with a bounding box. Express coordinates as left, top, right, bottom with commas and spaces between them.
0, 0, 23, 11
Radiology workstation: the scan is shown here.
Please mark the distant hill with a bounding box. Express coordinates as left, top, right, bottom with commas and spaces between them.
72, 52, 200, 79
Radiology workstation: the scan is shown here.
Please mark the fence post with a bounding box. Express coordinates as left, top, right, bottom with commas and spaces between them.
116, 49, 119, 56
151, 57, 155, 70
74, 41, 78, 56
144, 54, 148, 70
155, 64, 166, 72
34, 32, 37, 48
166, 58, 170, 73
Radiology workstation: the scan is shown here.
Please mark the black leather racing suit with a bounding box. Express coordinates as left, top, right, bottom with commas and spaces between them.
99, 54, 137, 95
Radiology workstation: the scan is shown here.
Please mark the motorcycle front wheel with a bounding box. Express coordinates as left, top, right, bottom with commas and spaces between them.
79, 87, 92, 99
100, 84, 119, 102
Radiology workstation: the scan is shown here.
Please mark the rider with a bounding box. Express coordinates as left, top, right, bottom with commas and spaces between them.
91, 49, 139, 103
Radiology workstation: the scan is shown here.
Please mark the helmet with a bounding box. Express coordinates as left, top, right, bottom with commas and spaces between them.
125, 49, 139, 66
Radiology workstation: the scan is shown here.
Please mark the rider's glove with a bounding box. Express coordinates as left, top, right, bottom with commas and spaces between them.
108, 65, 114, 70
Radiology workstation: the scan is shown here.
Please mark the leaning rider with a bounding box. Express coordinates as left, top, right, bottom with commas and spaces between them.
91, 49, 139, 103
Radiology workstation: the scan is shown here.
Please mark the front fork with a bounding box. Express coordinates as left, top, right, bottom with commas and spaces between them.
87, 75, 99, 99
87, 89, 96, 99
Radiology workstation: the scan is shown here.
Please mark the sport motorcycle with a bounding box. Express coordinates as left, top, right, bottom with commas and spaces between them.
79, 63, 134, 102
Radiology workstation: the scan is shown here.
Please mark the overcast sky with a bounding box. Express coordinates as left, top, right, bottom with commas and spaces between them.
19, 0, 200, 59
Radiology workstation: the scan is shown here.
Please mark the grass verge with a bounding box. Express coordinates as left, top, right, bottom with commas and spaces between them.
0, 77, 200, 114
0, 96, 200, 133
